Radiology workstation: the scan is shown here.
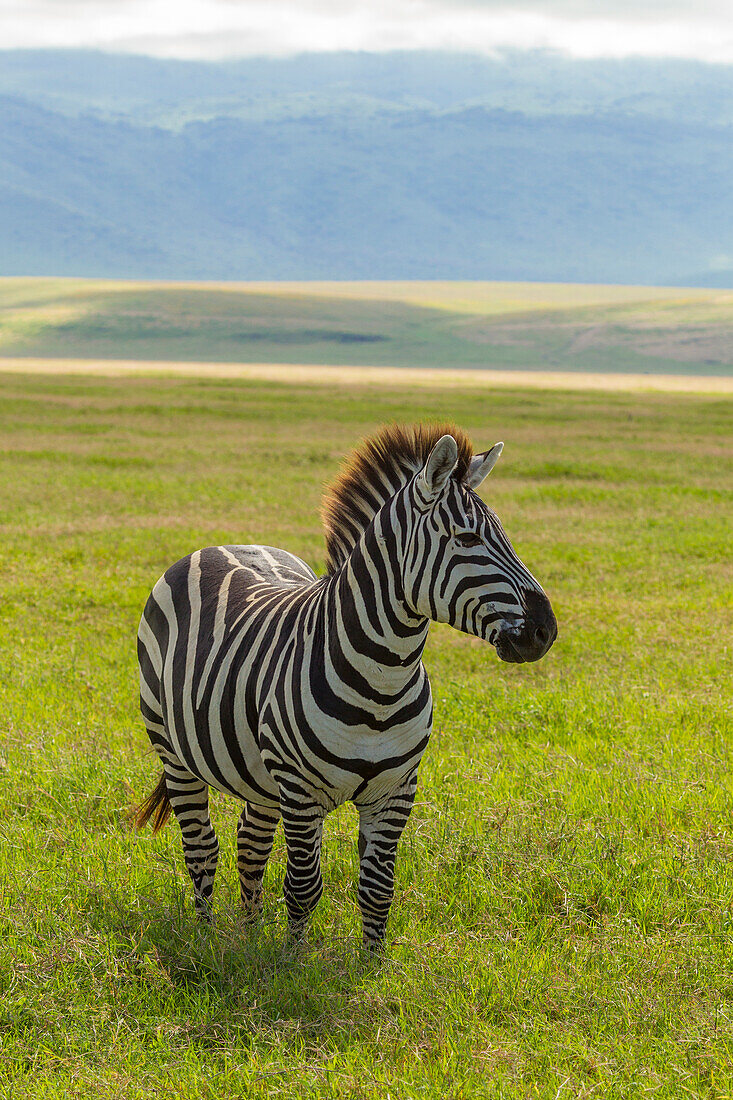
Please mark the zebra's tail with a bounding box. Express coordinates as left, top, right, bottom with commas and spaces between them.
134, 772, 172, 833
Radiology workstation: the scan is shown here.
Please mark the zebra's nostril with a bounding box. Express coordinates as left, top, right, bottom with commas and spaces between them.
534, 624, 549, 647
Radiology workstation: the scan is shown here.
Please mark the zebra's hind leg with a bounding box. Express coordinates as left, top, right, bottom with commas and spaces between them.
164, 762, 220, 922
237, 802, 281, 921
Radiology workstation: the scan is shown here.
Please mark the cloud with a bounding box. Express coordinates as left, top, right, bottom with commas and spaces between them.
421, 0, 730, 13
2, 0, 733, 62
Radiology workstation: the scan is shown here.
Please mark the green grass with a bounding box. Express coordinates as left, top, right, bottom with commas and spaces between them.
0, 369, 731, 1098
1, 277, 732, 375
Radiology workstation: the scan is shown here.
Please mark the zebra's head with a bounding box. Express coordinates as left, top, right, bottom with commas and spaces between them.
404, 434, 557, 663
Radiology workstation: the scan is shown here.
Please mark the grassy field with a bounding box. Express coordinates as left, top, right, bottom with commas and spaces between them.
1, 277, 732, 375
0, 367, 731, 1098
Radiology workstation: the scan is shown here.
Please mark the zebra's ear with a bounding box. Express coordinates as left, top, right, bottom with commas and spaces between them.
419, 434, 459, 497
465, 442, 503, 490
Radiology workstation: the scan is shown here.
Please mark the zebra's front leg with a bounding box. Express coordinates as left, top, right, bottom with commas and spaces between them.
356, 770, 418, 950
237, 801, 281, 921
281, 801, 325, 941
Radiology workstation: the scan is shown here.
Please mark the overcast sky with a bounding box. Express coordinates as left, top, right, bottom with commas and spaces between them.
2, 0, 732, 63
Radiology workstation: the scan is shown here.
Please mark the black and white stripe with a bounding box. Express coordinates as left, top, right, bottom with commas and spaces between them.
136, 424, 556, 946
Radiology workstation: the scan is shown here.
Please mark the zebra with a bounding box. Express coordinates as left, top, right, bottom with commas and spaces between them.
135, 423, 556, 948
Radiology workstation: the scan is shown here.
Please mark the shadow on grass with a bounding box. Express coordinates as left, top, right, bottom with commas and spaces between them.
80, 855, 391, 1051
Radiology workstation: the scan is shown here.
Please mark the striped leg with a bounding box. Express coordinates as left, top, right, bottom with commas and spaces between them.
164, 761, 220, 921
281, 801, 325, 939
237, 801, 281, 920
356, 770, 418, 949
140, 707, 220, 922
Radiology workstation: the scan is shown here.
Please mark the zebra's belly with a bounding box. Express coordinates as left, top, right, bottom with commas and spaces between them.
259, 699, 433, 810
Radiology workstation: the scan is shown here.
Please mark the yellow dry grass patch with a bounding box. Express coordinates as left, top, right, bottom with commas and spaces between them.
2, 356, 731, 394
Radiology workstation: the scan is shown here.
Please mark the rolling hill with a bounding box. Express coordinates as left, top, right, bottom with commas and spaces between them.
1, 277, 731, 375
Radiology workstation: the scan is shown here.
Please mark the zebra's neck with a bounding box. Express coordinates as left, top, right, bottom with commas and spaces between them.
327, 514, 429, 696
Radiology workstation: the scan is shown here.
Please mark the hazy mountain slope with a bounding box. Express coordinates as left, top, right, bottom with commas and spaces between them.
0, 50, 731, 284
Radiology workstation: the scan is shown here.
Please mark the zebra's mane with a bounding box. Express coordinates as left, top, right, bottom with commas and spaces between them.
322, 422, 474, 574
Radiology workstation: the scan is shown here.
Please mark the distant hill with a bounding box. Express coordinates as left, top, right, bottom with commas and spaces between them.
0, 49, 731, 286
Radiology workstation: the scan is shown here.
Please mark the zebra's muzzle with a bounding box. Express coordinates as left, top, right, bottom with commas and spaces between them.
494, 590, 557, 664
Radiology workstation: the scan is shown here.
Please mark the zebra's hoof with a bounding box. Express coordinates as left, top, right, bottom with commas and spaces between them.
241, 901, 264, 926
285, 919, 308, 948
194, 901, 215, 925
362, 934, 386, 956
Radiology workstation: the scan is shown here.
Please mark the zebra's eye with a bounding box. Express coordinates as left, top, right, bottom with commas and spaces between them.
455, 531, 482, 548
